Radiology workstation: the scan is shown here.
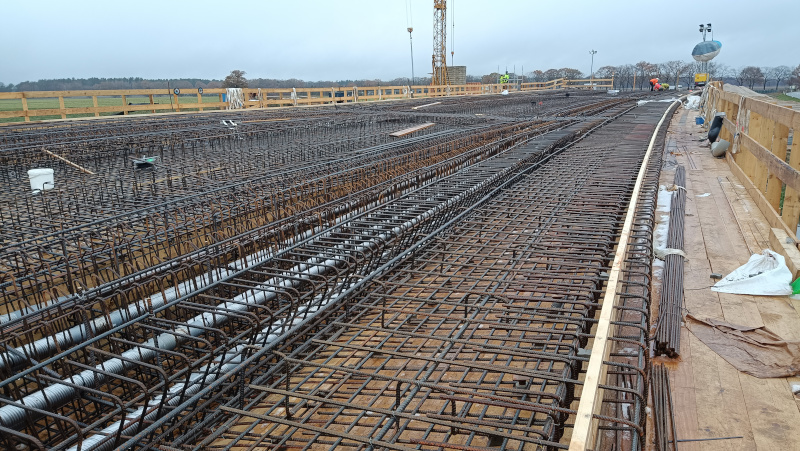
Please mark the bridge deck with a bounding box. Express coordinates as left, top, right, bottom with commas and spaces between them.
656, 106, 800, 451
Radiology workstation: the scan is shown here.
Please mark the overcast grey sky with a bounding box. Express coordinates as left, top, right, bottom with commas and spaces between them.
1, 0, 798, 83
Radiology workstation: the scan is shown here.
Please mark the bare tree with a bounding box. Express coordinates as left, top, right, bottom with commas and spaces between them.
762, 67, 775, 91
715, 63, 734, 82
223, 70, 248, 88
615, 64, 635, 90
594, 65, 616, 79
738, 66, 764, 89
527, 70, 546, 82
773, 65, 792, 90
558, 68, 584, 80
792, 64, 800, 87
481, 73, 500, 84
634, 61, 656, 90
660, 60, 690, 88
734, 67, 747, 86
543, 69, 560, 81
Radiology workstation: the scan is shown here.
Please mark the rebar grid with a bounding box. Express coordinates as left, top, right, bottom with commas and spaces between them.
0, 92, 674, 451
170, 103, 675, 451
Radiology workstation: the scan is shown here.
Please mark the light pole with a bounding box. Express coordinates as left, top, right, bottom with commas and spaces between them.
407, 27, 415, 89
589, 49, 597, 88
698, 23, 712, 74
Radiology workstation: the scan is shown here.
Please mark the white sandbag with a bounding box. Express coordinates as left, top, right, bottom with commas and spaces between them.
684, 95, 701, 109
711, 249, 792, 296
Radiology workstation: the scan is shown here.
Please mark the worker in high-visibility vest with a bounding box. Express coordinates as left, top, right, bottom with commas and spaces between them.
650, 78, 658, 91
500, 73, 510, 84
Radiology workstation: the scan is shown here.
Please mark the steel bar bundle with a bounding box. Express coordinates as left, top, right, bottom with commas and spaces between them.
650, 363, 678, 451
655, 165, 686, 357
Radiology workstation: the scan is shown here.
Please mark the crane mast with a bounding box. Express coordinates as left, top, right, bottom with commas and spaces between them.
431, 0, 449, 85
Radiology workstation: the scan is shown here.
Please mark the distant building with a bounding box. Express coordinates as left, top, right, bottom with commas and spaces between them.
449, 66, 467, 85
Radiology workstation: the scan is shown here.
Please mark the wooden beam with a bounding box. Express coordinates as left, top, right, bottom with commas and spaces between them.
727, 151, 797, 240
21, 96, 29, 122
42, 149, 96, 175
389, 122, 436, 137
411, 102, 441, 110
739, 130, 800, 194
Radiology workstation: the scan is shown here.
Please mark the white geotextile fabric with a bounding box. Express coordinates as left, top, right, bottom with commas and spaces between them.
712, 250, 792, 296
684, 95, 701, 109
226, 88, 244, 109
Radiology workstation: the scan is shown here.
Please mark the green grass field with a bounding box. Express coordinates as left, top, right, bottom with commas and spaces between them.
0, 95, 226, 123
769, 93, 800, 103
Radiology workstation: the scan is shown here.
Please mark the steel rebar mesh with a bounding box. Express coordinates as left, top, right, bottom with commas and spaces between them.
0, 91, 674, 450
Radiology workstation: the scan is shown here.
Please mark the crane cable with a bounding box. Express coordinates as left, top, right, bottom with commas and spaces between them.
451, 0, 454, 66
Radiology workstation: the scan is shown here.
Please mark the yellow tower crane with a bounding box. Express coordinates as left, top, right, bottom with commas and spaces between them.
431, 0, 449, 86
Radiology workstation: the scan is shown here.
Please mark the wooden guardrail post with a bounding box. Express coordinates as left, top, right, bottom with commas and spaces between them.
21, 95, 30, 122
121, 94, 127, 115
58, 96, 66, 119
92, 96, 99, 117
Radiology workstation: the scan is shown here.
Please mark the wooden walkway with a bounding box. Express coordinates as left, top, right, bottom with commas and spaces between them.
655, 106, 800, 451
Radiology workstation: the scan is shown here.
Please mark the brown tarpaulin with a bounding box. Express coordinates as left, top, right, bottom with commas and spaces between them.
685, 314, 800, 378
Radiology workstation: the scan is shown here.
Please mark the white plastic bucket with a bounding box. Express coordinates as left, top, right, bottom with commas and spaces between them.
28, 168, 54, 192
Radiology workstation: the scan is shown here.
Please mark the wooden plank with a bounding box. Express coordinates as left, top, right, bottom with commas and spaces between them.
411, 102, 441, 110
121, 95, 127, 115
746, 97, 797, 128
689, 334, 757, 449
42, 149, 96, 175
91, 96, 99, 117
689, 170, 751, 264
682, 181, 725, 318
389, 122, 436, 137
58, 96, 66, 119
738, 373, 800, 449
569, 101, 677, 451
667, 328, 700, 451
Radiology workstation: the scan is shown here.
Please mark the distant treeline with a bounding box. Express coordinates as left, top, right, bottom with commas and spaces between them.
0, 75, 491, 92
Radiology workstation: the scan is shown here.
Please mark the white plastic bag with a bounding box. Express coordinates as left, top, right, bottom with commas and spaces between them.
711, 250, 792, 295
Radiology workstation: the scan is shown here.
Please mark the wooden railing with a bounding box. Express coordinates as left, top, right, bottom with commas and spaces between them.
0, 77, 614, 124
521, 77, 614, 91
704, 82, 800, 237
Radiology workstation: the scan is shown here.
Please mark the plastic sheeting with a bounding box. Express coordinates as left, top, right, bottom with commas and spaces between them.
686, 315, 800, 378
